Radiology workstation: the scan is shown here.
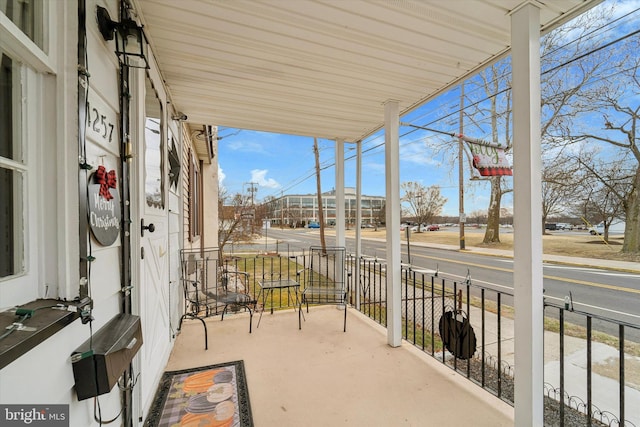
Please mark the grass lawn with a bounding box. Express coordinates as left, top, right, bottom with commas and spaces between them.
350, 228, 640, 263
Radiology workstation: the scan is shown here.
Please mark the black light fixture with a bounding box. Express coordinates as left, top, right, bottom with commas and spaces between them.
97, 6, 149, 69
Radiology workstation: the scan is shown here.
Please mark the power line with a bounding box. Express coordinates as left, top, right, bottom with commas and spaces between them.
263, 6, 640, 199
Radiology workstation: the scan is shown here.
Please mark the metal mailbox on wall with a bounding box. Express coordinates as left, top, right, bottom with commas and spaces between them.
71, 313, 142, 401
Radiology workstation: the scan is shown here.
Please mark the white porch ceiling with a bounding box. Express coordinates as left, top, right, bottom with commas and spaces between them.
136, 0, 599, 142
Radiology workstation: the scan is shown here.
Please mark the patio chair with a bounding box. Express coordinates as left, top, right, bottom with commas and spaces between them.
178, 248, 256, 344
219, 268, 257, 333
178, 248, 221, 349
299, 246, 348, 331
179, 278, 212, 350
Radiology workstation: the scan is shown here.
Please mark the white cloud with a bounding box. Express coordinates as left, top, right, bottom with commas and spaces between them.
218, 166, 226, 186
226, 139, 268, 154
400, 141, 442, 167
364, 161, 385, 174
251, 169, 281, 189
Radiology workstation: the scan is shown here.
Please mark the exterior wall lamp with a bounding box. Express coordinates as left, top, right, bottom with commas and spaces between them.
97, 6, 150, 69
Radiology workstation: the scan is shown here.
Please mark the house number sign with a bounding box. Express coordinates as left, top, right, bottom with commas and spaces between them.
87, 91, 118, 145
88, 166, 121, 246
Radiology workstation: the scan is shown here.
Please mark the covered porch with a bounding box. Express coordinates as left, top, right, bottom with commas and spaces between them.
134, 1, 603, 424
168, 306, 513, 426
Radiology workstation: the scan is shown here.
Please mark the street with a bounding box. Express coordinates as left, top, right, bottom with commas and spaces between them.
262, 228, 640, 327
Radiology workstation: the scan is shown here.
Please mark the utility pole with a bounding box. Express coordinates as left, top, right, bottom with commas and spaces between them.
280, 191, 284, 229
243, 182, 258, 234
459, 83, 466, 250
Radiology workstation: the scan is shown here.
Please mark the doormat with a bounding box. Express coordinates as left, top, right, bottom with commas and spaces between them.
144, 360, 253, 427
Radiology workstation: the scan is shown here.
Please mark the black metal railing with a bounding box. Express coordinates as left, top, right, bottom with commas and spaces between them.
189, 248, 345, 316
543, 300, 640, 427
345, 255, 639, 427
182, 247, 638, 426
346, 256, 514, 402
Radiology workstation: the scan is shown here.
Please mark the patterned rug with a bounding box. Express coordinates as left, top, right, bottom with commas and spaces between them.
144, 360, 253, 427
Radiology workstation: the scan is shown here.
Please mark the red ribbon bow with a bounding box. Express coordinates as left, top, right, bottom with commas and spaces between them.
95, 165, 117, 200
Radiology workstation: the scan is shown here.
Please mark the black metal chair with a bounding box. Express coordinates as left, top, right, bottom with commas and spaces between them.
178, 248, 221, 349
179, 279, 212, 349
219, 269, 257, 333
179, 248, 256, 337
299, 246, 348, 331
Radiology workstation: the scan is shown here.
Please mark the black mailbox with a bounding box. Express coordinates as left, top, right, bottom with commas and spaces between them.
71, 313, 143, 401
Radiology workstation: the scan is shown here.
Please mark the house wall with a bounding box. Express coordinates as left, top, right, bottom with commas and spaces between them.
180, 128, 219, 252
1, 0, 127, 424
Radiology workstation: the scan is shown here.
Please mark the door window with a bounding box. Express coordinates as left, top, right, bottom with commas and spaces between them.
144, 74, 164, 209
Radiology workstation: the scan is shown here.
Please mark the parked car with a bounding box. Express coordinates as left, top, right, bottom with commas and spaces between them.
556, 223, 573, 230
409, 224, 439, 232
588, 220, 625, 235
544, 223, 557, 231
307, 222, 320, 229
361, 223, 374, 228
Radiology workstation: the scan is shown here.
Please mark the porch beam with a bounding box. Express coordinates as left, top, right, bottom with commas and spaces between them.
511, 3, 544, 425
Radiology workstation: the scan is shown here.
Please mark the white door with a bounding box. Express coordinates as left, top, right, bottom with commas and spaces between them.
135, 70, 173, 418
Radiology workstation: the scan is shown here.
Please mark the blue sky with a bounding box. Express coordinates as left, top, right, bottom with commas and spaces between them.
216, 77, 499, 217
217, 117, 496, 217
217, 0, 636, 218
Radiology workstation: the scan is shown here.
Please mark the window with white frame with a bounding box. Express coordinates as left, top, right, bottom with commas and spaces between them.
0, 52, 24, 279
188, 153, 201, 241
1, 1, 48, 304
0, 0, 46, 51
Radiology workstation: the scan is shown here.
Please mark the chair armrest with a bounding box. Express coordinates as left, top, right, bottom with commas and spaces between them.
183, 279, 199, 288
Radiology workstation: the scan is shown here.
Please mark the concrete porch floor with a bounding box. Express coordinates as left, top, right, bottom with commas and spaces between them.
165, 306, 514, 426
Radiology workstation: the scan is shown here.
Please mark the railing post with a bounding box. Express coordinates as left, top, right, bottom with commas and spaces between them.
431, 275, 435, 356
497, 292, 502, 399
619, 324, 625, 426
559, 308, 565, 427
481, 288, 485, 388
587, 316, 592, 427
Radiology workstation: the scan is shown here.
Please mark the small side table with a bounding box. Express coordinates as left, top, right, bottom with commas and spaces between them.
256, 279, 301, 327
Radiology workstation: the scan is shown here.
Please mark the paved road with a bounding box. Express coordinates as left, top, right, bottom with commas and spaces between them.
263, 228, 640, 328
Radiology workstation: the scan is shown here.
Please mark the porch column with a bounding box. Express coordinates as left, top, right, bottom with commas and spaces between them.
511, 3, 544, 425
384, 100, 402, 347
355, 141, 362, 309
335, 138, 345, 248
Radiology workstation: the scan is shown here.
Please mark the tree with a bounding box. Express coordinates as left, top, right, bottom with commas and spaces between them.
261, 195, 277, 222
541, 158, 581, 234
468, 5, 613, 243
465, 63, 514, 244
374, 203, 386, 229
558, 23, 640, 252
400, 182, 447, 229
218, 187, 254, 256
573, 154, 630, 242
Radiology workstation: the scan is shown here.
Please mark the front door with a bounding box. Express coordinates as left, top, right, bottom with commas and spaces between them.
135, 70, 173, 416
